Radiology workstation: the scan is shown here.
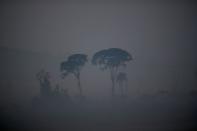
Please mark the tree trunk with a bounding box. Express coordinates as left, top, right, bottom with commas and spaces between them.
119, 81, 124, 97
77, 73, 82, 97
110, 68, 115, 97
125, 80, 128, 97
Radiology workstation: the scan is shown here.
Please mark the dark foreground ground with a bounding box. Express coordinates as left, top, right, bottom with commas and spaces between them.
1, 95, 197, 131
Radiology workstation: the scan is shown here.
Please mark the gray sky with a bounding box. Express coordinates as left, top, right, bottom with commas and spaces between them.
1, 1, 197, 101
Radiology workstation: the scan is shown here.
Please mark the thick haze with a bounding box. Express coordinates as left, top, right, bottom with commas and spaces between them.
1, 1, 197, 130
1, 0, 197, 102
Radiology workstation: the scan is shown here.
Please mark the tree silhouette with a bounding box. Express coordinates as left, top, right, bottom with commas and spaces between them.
60, 54, 87, 98
36, 69, 52, 97
92, 48, 132, 97
116, 72, 128, 97
53, 84, 60, 97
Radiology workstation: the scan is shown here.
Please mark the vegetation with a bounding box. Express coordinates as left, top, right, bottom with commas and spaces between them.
36, 70, 52, 97
34, 49, 132, 102
92, 48, 132, 97
116, 72, 128, 97
60, 54, 88, 98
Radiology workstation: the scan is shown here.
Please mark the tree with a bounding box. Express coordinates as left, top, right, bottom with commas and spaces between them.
92, 48, 132, 97
116, 72, 128, 97
36, 69, 52, 97
60, 54, 87, 97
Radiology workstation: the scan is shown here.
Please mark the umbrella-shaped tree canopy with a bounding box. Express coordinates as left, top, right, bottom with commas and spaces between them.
60, 54, 87, 77
92, 48, 132, 70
